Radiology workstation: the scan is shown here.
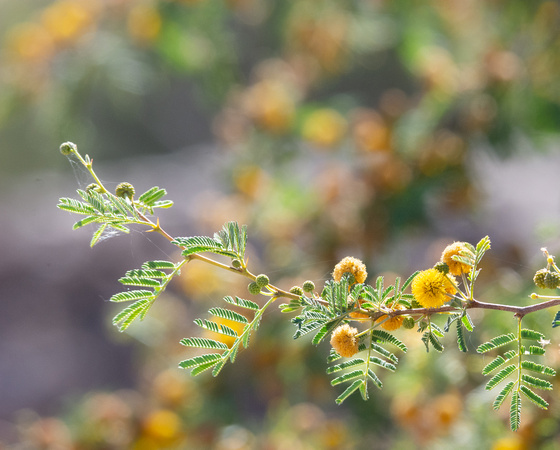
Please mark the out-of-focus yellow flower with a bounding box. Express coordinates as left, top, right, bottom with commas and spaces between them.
333, 256, 367, 284
352, 109, 391, 152
233, 165, 269, 198
411, 268, 456, 308
330, 324, 359, 357
127, 4, 162, 44
152, 370, 189, 406
5, 22, 55, 62
491, 436, 526, 450
287, 11, 349, 73
301, 108, 347, 148
142, 409, 182, 444
244, 80, 296, 134
41, 0, 97, 44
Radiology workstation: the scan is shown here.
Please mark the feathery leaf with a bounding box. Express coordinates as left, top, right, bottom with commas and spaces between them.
477, 333, 516, 353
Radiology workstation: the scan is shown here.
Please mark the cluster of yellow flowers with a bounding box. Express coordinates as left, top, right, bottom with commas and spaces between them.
329, 241, 471, 358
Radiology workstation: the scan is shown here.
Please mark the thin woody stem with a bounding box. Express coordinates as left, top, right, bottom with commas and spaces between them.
379, 297, 560, 320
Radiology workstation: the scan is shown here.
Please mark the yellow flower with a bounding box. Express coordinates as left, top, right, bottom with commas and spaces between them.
330, 324, 359, 357
411, 269, 456, 308
441, 242, 472, 276
376, 303, 404, 331
333, 256, 367, 284
127, 4, 162, 45
301, 108, 347, 148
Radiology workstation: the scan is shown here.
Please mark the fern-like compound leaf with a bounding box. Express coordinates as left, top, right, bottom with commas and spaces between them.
223, 296, 259, 311
482, 355, 507, 376
112, 298, 153, 331
510, 390, 521, 431
118, 276, 161, 288
527, 345, 546, 356
520, 385, 548, 409
110, 289, 154, 303
72, 215, 99, 230
58, 197, 96, 215
90, 224, 107, 247
208, 307, 249, 324
552, 310, 560, 328
312, 320, 342, 346
520, 328, 545, 341
520, 361, 556, 376
493, 381, 515, 410
477, 333, 516, 353
138, 186, 167, 206
180, 337, 229, 351
370, 342, 398, 364
326, 359, 365, 374
371, 330, 407, 352
142, 260, 175, 270
125, 269, 167, 279
335, 380, 362, 405
194, 319, 238, 337
456, 319, 467, 352
485, 364, 516, 390
521, 374, 553, 390
178, 353, 223, 370
369, 357, 397, 372
331, 370, 363, 386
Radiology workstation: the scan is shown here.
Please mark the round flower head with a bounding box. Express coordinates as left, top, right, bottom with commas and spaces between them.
441, 242, 472, 276
115, 182, 135, 200
376, 303, 404, 331
330, 324, 359, 357
333, 256, 367, 284
411, 269, 457, 309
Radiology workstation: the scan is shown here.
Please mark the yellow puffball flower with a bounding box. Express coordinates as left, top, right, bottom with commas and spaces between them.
411, 269, 456, 309
330, 324, 359, 357
376, 303, 404, 331
302, 108, 347, 148
441, 242, 472, 276
333, 256, 367, 284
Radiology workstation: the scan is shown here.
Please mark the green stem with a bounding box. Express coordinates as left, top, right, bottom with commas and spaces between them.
516, 316, 523, 393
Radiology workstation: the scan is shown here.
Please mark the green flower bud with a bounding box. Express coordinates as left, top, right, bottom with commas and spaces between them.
248, 282, 261, 295
545, 272, 560, 289
115, 182, 135, 199
255, 274, 269, 288
402, 317, 415, 329
434, 261, 449, 274
290, 286, 304, 296
60, 141, 77, 156
302, 280, 315, 292
533, 269, 547, 289
533, 269, 560, 289
410, 299, 422, 309
231, 259, 242, 269
86, 183, 102, 193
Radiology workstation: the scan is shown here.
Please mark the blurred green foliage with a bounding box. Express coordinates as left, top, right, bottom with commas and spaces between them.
3, 0, 560, 448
